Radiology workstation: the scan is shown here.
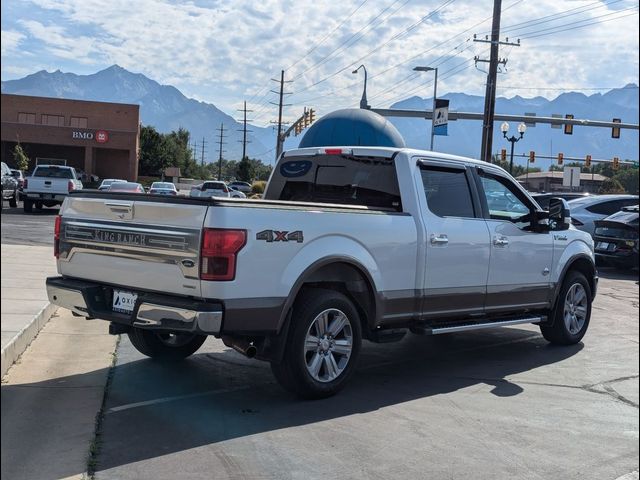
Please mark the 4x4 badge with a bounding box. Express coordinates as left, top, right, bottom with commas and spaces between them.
256, 230, 304, 243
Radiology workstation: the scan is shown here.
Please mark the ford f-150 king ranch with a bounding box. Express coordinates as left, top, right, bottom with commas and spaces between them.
23, 165, 83, 213
46, 147, 597, 398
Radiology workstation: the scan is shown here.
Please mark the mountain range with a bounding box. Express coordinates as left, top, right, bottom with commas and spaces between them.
2, 65, 638, 170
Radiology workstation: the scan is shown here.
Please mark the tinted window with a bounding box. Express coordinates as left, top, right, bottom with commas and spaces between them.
420, 167, 475, 218
586, 200, 636, 216
266, 155, 402, 211
33, 167, 73, 179
203, 182, 227, 190
479, 173, 531, 222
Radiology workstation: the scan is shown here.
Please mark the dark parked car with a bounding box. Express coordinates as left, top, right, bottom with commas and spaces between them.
10, 169, 25, 200
530, 192, 591, 210
1, 162, 18, 209
593, 205, 639, 270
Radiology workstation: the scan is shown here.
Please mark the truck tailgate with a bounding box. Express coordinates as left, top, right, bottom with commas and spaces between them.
58, 195, 207, 297
28, 177, 69, 194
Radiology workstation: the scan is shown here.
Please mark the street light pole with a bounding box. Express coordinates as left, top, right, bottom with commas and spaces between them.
413, 66, 438, 150
352, 65, 369, 109
500, 122, 527, 175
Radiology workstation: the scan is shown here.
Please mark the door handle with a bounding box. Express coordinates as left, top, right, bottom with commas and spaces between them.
493, 236, 509, 247
430, 234, 449, 245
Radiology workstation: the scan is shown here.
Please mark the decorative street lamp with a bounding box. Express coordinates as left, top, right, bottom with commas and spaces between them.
413, 66, 438, 150
352, 65, 369, 109
501, 121, 527, 175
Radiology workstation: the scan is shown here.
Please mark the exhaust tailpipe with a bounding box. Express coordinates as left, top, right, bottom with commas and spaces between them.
223, 336, 257, 358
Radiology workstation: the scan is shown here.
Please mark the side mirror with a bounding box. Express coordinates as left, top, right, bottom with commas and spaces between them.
548, 198, 571, 231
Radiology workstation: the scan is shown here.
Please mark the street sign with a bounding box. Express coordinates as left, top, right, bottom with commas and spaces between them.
563, 166, 581, 188
524, 112, 537, 127
433, 98, 449, 136
551, 113, 562, 129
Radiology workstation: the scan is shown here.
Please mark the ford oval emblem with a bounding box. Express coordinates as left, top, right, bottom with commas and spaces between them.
280, 160, 312, 178
181, 259, 196, 268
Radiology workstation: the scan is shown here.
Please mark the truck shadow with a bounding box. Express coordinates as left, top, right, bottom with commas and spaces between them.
1, 327, 583, 478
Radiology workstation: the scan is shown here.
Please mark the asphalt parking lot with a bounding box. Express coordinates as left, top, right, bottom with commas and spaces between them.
2, 200, 638, 480
1, 203, 57, 245
84, 269, 636, 480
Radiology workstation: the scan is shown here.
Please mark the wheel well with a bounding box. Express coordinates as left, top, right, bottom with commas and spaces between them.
297, 262, 377, 337
565, 257, 596, 297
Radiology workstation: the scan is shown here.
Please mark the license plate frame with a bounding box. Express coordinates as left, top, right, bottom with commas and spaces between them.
596, 242, 610, 250
112, 289, 138, 314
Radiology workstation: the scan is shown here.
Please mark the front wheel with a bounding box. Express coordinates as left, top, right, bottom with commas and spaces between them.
128, 327, 207, 360
271, 289, 362, 399
540, 271, 592, 345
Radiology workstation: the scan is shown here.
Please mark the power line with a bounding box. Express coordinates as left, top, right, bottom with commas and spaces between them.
216, 123, 227, 180
236, 101, 253, 160
286, 0, 371, 70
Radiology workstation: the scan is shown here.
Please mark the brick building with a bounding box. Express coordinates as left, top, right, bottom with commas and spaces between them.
1, 94, 139, 180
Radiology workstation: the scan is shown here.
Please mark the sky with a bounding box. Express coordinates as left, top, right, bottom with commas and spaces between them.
1, 0, 639, 126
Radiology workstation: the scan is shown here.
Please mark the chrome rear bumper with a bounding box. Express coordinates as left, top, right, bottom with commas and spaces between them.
46, 277, 222, 335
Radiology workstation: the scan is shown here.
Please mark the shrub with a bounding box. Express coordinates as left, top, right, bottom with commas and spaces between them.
251, 181, 267, 195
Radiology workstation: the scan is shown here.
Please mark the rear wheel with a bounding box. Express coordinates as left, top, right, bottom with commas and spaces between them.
23, 199, 33, 213
128, 327, 207, 360
540, 271, 592, 345
9, 192, 17, 208
35, 201, 43, 210
271, 289, 362, 399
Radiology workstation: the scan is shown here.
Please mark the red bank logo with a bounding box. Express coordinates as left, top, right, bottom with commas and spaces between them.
95, 130, 109, 143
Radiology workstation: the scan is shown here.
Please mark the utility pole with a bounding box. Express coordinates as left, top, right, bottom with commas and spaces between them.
216, 123, 226, 180
200, 137, 207, 166
237, 101, 253, 160
271, 70, 293, 161
474, 0, 520, 162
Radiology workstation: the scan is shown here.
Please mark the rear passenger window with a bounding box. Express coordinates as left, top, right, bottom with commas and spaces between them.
420, 167, 475, 218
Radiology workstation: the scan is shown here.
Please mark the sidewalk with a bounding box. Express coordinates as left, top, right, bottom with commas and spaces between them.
1, 243, 58, 377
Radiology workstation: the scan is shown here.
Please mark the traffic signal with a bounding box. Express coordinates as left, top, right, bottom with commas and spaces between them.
294, 122, 301, 136
564, 114, 574, 135
308, 109, 316, 124
613, 157, 620, 170
557, 152, 564, 166
501, 149, 507, 162
303, 109, 309, 128
529, 151, 535, 163
585, 154, 592, 168
612, 118, 621, 139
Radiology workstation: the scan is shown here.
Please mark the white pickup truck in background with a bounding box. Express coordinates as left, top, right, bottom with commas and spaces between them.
23, 165, 83, 213
46, 147, 597, 398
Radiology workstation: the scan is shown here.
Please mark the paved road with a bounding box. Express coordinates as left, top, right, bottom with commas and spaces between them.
1, 203, 57, 246
90, 269, 638, 480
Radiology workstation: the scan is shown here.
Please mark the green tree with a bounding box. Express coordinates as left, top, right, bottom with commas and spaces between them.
490, 155, 540, 177
236, 156, 254, 182
599, 178, 625, 194
612, 167, 639, 194
13, 143, 29, 171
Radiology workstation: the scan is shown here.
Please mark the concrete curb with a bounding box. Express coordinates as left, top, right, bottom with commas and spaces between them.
1, 302, 58, 378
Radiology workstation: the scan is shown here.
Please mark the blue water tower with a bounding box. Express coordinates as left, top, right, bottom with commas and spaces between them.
299, 108, 406, 148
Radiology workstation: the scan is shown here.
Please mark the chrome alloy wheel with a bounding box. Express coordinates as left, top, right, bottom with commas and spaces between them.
304, 308, 353, 383
563, 283, 588, 335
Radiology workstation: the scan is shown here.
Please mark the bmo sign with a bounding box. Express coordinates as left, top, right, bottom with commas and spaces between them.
72, 130, 109, 143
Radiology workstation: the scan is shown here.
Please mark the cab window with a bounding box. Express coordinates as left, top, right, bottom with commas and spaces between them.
420, 166, 476, 218
479, 172, 533, 224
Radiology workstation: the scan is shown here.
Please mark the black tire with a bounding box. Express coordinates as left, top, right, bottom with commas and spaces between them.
35, 201, 43, 210
127, 327, 207, 360
9, 192, 17, 208
23, 199, 33, 213
540, 271, 592, 345
270, 289, 362, 399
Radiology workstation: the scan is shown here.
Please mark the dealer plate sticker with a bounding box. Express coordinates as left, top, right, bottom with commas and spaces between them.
596, 242, 611, 250
112, 290, 138, 314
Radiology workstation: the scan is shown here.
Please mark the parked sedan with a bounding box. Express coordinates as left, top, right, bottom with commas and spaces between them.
593, 205, 639, 270
228, 181, 252, 194
149, 182, 178, 195
190, 181, 230, 198
228, 185, 247, 198
108, 182, 145, 193
567, 194, 639, 236
99, 179, 127, 191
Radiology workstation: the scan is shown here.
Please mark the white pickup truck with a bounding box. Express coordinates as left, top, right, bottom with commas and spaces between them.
23, 165, 83, 213
46, 147, 597, 398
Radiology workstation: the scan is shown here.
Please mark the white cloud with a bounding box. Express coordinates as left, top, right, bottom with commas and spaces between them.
1, 0, 638, 123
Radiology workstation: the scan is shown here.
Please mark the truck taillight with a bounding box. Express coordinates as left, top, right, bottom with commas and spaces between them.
54, 215, 62, 258
200, 229, 246, 281
68, 180, 75, 192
